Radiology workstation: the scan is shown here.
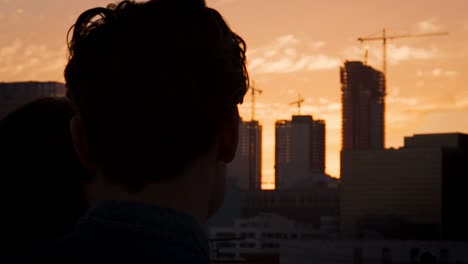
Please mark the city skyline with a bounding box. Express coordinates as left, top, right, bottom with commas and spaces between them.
1, 0, 468, 188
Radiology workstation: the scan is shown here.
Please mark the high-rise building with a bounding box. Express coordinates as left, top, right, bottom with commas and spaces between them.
227, 119, 262, 190
340, 61, 385, 150
275, 115, 325, 189
340, 133, 468, 240
0, 82, 66, 119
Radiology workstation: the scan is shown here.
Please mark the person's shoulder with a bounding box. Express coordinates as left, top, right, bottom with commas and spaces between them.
24, 232, 92, 264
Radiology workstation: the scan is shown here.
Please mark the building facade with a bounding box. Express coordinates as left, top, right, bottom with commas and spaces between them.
275, 115, 325, 189
0, 82, 66, 119
340, 61, 385, 150
209, 213, 336, 263
227, 119, 262, 190
340, 133, 468, 240
241, 179, 339, 228
281, 240, 468, 264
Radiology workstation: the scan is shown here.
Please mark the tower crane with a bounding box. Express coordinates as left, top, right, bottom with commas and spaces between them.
249, 80, 262, 121
364, 49, 369, 65
357, 28, 449, 77
289, 94, 304, 116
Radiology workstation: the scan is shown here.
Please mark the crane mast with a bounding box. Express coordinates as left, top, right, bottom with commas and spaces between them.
289, 94, 305, 116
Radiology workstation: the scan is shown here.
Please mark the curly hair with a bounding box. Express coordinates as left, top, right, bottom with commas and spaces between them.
64, 0, 249, 192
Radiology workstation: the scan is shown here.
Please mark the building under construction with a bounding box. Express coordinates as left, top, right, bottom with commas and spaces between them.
340, 61, 386, 150
226, 119, 262, 190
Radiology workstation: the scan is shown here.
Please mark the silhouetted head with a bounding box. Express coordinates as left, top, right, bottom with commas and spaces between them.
65, 0, 248, 212
0, 97, 93, 250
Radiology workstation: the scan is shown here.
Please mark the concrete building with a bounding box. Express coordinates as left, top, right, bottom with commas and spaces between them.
227, 119, 262, 190
0, 82, 66, 119
275, 115, 325, 189
340, 61, 385, 150
241, 178, 339, 228
209, 213, 335, 263
340, 133, 468, 240
281, 240, 468, 264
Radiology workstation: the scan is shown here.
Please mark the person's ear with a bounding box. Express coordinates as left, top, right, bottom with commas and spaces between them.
70, 115, 98, 172
217, 107, 239, 163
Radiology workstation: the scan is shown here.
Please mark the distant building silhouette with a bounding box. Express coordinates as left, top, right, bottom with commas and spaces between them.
0, 82, 66, 120
340, 61, 385, 150
241, 177, 339, 228
209, 213, 335, 263
340, 133, 468, 240
275, 115, 325, 189
227, 119, 262, 190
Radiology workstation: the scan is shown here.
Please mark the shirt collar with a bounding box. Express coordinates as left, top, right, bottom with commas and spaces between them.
80, 199, 210, 258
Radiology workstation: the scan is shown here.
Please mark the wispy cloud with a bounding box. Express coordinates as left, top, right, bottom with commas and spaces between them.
416, 68, 457, 78
416, 18, 442, 33
15, 8, 24, 16
356, 90, 468, 137
0, 39, 66, 81
387, 44, 439, 63
247, 35, 341, 74
387, 92, 468, 120
344, 43, 440, 66
0, 39, 23, 58
310, 41, 326, 50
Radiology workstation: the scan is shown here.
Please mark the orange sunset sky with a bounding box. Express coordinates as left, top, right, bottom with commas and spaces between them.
1, 0, 468, 188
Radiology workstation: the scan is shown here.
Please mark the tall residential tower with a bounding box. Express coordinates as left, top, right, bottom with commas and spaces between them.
275, 115, 325, 189
340, 61, 385, 150
226, 119, 262, 190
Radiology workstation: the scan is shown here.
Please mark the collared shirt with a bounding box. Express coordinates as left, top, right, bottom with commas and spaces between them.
35, 200, 210, 264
